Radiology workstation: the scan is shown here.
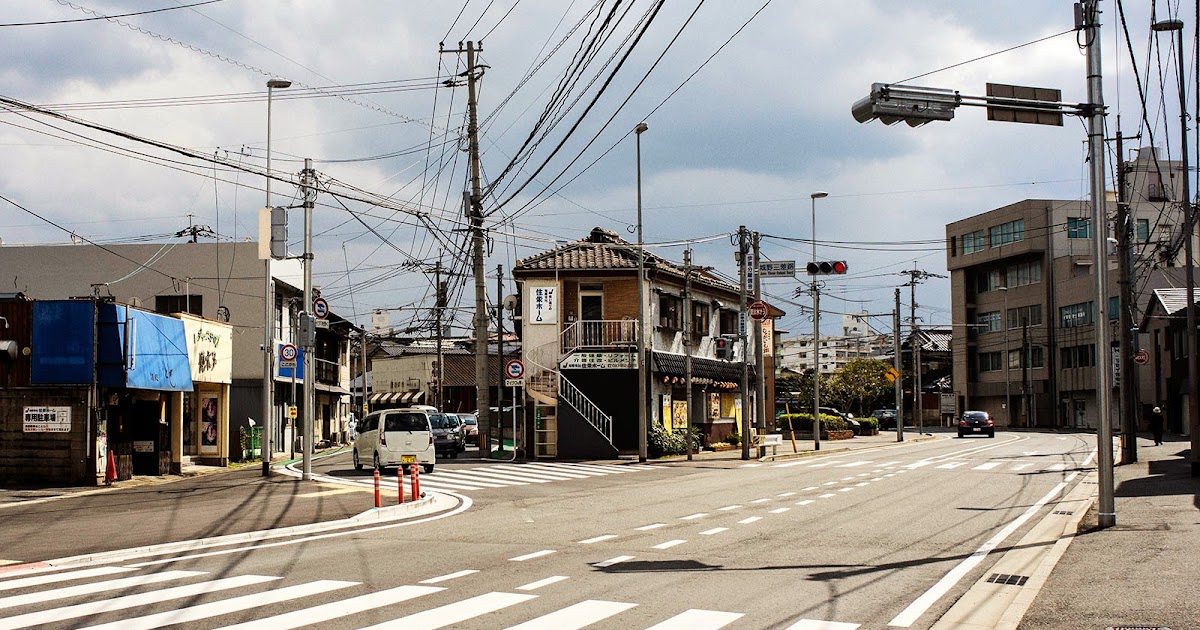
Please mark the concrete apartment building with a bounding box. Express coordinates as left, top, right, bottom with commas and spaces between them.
945, 147, 1190, 429
777, 313, 889, 375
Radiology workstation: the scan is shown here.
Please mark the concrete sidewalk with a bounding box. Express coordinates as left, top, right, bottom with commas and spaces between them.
1016, 435, 1199, 630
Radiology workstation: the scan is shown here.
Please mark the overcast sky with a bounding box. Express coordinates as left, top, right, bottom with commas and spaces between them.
0, 0, 1188, 339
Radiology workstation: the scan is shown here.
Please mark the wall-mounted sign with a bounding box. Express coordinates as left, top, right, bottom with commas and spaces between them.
560, 352, 637, 369
23, 406, 71, 433
759, 261, 796, 277
530, 284, 558, 325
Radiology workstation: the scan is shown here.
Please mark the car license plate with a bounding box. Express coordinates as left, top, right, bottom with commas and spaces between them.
971, 427, 980, 432
401, 455, 416, 464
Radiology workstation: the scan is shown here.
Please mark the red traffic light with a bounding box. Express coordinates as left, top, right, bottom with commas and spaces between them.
806, 261, 849, 275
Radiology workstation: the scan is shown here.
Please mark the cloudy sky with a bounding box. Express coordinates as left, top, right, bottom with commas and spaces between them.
0, 0, 1188, 339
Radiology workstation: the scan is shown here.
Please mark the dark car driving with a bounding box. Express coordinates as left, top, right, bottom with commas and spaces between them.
958, 410, 995, 438
429, 413, 466, 457
871, 408, 898, 430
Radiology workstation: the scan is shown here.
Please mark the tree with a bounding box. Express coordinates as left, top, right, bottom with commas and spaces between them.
826, 358, 895, 415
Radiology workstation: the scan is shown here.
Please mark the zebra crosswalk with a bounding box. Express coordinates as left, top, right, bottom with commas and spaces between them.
0, 564, 798, 630
769, 457, 1087, 475
364, 461, 658, 495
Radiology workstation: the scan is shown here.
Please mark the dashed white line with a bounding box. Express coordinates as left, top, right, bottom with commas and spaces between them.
578, 535, 618, 544
717, 505, 742, 511
635, 523, 668, 531
700, 527, 728, 536
419, 569, 478, 584
594, 556, 635, 568
680, 513, 708, 520
769, 507, 791, 514
516, 576, 569, 591
795, 500, 815, 506
737, 516, 763, 524
751, 498, 772, 504
653, 540, 687, 550
818, 493, 836, 499
777, 492, 797, 497
801, 486, 819, 492
855, 482, 870, 487
838, 487, 854, 493
509, 550, 556, 562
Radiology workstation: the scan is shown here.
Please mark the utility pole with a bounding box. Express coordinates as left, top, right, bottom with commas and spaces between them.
1081, 0, 1116, 523
811, 280, 822, 451
894, 288, 903, 441
900, 266, 945, 435
496, 264, 507, 453
425, 258, 446, 411
752, 232, 767, 454
738, 226, 751, 460
683, 248, 695, 461
1116, 130, 1138, 464
300, 158, 315, 481
443, 41, 491, 453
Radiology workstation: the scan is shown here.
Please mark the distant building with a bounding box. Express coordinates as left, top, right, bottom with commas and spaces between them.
777, 313, 890, 375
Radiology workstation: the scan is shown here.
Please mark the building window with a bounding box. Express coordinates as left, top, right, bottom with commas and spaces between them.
1009, 346, 1045, 369
658, 294, 682, 329
1005, 261, 1042, 287
977, 311, 1002, 333
1108, 295, 1120, 321
1136, 218, 1150, 242
1059, 301, 1093, 328
690, 301, 710, 336
1060, 344, 1095, 368
989, 219, 1025, 247
963, 230, 987, 254
1066, 217, 1091, 239
1007, 304, 1043, 329
718, 309, 738, 336
978, 351, 1003, 372
156, 294, 203, 317
977, 269, 1004, 293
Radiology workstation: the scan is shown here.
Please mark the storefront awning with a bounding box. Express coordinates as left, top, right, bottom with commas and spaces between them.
368, 390, 425, 404
316, 383, 351, 395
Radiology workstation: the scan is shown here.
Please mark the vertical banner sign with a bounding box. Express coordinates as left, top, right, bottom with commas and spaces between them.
761, 319, 774, 356
530, 284, 558, 324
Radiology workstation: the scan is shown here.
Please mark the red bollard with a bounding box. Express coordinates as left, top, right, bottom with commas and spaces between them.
410, 463, 420, 500
373, 469, 381, 508
397, 467, 405, 504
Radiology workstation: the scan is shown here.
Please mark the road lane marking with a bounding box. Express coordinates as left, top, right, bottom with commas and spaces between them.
214, 584, 443, 630
818, 493, 836, 499
521, 463, 608, 477
737, 516, 762, 524
835, 461, 872, 468
783, 619, 860, 629
296, 485, 367, 497
769, 507, 791, 514
807, 461, 842, 468
509, 550, 556, 562
420, 569, 478, 584
887, 474, 1076, 627
751, 498, 772, 504
775, 460, 808, 468
644, 609, 744, 629
1011, 463, 1033, 471
718, 505, 742, 511
359, 591, 537, 630
855, 482, 870, 487
516, 576, 569, 591
823, 481, 838, 486
840, 476, 856, 481
421, 471, 522, 487
838, 488, 854, 493
871, 477, 885, 481
801, 486, 819, 491
680, 513, 708, 520
594, 556, 635, 567
0, 570, 207, 610
935, 462, 966, 470
904, 462, 932, 469
653, 540, 687, 550
578, 535, 618, 544
0, 575, 278, 630
796, 500, 815, 506
856, 473, 871, 477
972, 462, 1002, 471
465, 468, 555, 483
505, 599, 637, 629
635, 523, 668, 531
1047, 463, 1068, 471
0, 567, 133, 592
777, 491, 797, 497
700, 527, 728, 535
740, 463, 762, 468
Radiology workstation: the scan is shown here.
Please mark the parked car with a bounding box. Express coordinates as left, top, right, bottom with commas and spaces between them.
429, 412, 465, 457
454, 413, 479, 439
820, 406, 861, 435
958, 410, 995, 438
352, 408, 436, 473
872, 408, 898, 430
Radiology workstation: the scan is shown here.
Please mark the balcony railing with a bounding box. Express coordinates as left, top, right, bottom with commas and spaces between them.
561, 320, 639, 354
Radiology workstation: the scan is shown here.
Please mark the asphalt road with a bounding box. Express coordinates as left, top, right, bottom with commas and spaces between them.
0, 431, 1095, 629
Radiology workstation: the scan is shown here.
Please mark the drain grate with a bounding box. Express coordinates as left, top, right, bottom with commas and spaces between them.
1053, 510, 1074, 515
986, 573, 1029, 586
1106, 626, 1171, 630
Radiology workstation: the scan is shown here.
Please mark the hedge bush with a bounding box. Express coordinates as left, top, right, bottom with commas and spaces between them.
648, 423, 704, 458
776, 413, 846, 433
857, 416, 879, 433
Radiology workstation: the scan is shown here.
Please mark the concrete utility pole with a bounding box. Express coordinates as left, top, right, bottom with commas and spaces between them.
811, 281, 821, 451
1116, 130, 1138, 465
900, 266, 945, 434
895, 288, 904, 441
441, 41, 491, 453
683, 248, 695, 461
752, 232, 767, 452
496, 264, 507, 452
635, 121, 649, 463
738, 226, 751, 460
301, 158, 316, 481
1081, 0, 1116, 524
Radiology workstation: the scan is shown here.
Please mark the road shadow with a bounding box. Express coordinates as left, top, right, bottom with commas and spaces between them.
1113, 444, 1200, 510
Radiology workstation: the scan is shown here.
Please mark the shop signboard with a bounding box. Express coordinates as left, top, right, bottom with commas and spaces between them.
179, 314, 233, 384
529, 284, 558, 324
23, 406, 71, 433
560, 352, 637, 369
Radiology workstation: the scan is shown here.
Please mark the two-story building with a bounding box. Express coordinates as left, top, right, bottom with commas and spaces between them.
512, 227, 780, 459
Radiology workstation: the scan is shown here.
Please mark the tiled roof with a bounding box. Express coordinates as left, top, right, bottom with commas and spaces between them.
652, 351, 755, 382
1150, 288, 1198, 317
514, 226, 741, 294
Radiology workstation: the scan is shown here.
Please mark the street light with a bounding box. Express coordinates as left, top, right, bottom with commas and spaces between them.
810, 190, 828, 451
261, 78, 291, 477
1152, 18, 1200, 477
999, 285, 1011, 427
635, 121, 649, 463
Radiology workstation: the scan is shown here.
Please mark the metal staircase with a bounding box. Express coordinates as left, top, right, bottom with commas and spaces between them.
524, 322, 621, 456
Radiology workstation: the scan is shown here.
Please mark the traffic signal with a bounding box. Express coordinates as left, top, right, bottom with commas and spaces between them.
806, 261, 848, 275
851, 82, 959, 127
714, 336, 731, 360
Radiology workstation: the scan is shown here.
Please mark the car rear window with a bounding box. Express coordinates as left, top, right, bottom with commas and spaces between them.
429, 414, 455, 429
385, 413, 428, 432
962, 412, 988, 421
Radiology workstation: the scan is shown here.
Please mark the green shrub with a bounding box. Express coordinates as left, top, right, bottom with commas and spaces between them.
777, 413, 846, 432
648, 423, 704, 457
858, 416, 879, 432
726, 431, 740, 446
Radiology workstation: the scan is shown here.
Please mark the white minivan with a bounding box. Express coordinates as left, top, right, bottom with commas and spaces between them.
353, 408, 436, 473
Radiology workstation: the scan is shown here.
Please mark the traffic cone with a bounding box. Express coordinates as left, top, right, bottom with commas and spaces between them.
105, 453, 117, 485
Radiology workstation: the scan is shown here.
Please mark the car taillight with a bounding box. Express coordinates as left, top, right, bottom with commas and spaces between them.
986, 419, 994, 426
959, 420, 967, 426
379, 431, 387, 446
428, 434, 434, 448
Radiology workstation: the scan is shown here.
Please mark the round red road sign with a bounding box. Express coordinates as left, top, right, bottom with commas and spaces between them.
748, 300, 768, 321
1133, 348, 1149, 365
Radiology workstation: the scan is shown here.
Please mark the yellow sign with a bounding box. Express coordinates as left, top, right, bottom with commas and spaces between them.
885, 367, 900, 383
288, 405, 298, 419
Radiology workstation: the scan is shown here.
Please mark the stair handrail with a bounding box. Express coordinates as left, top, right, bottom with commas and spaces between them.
558, 373, 613, 444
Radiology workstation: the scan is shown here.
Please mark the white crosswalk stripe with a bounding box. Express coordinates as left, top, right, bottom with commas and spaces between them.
0, 566, 773, 630
834, 460, 873, 468
506, 600, 636, 629
374, 461, 661, 495
972, 462, 1002, 471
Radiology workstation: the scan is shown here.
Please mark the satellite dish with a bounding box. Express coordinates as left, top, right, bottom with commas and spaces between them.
503, 294, 519, 311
